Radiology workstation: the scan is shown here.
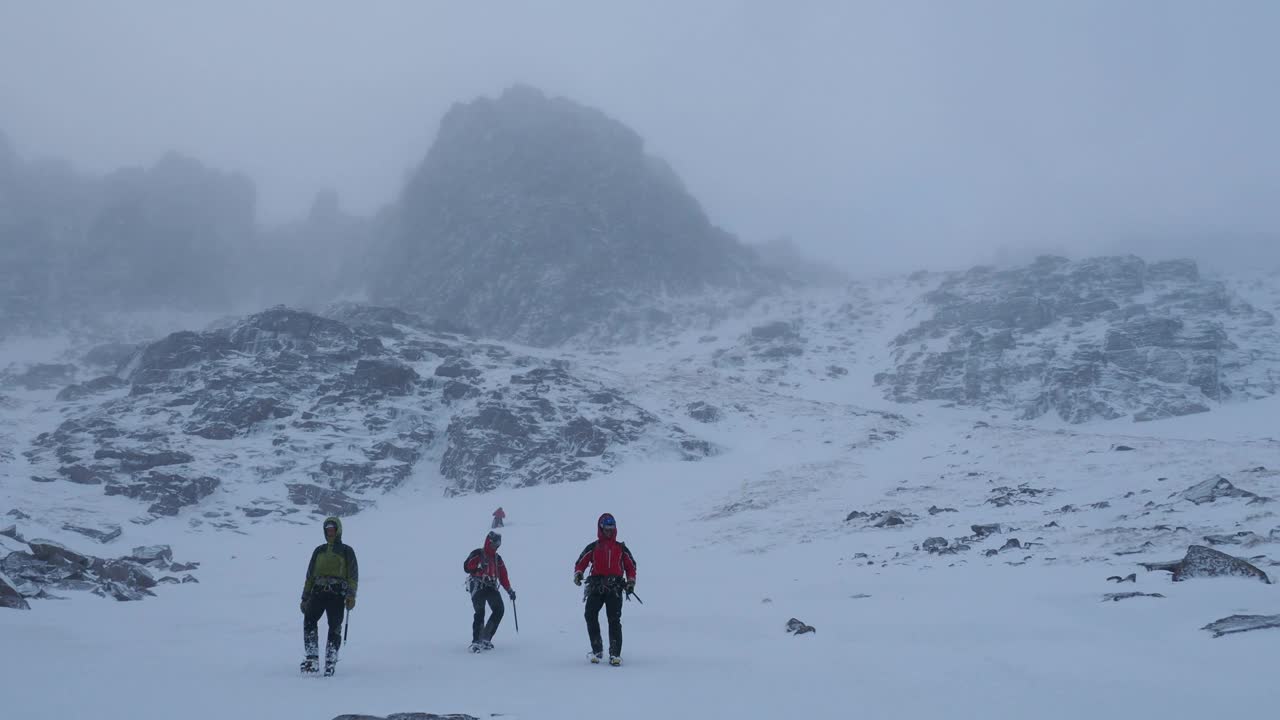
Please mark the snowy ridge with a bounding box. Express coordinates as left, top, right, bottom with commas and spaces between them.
3, 258, 1279, 718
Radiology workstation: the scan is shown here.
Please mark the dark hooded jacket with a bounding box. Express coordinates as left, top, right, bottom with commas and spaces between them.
302, 516, 359, 600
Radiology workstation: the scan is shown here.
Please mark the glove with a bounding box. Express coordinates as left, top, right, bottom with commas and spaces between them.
345, 596, 356, 611
625, 579, 635, 594
573, 571, 584, 586
507, 588, 516, 601
300, 597, 308, 614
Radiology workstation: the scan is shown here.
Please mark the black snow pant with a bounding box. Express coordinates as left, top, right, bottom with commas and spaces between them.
585, 588, 624, 656
304, 591, 345, 662
471, 585, 505, 643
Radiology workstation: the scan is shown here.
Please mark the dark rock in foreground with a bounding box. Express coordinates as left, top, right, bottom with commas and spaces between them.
0, 571, 30, 609
334, 715, 479, 720
1140, 544, 1271, 584
1102, 592, 1165, 602
1202, 614, 1280, 637
785, 617, 816, 635
1179, 476, 1267, 505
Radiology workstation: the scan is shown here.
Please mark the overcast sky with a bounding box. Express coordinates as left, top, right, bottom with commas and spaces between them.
2, 1, 1277, 274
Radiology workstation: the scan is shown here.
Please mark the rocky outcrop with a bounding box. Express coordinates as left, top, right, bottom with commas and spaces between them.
376, 85, 777, 346
0, 571, 29, 609
0, 539, 195, 603
1202, 614, 1280, 637
23, 305, 714, 515
1179, 476, 1267, 505
879, 255, 1280, 422
333, 715, 479, 720
1140, 545, 1271, 583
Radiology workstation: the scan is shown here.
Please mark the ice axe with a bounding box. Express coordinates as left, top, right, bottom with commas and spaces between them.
626, 590, 643, 605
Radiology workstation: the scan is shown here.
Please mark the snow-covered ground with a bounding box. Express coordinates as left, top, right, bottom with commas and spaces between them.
3, 289, 1279, 719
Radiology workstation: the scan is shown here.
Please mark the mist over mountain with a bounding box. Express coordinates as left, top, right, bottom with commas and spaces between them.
374, 85, 780, 346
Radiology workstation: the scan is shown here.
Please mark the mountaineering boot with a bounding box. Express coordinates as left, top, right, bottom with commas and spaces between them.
609, 655, 622, 666
300, 656, 319, 673
323, 660, 336, 677
469, 642, 483, 653
589, 651, 603, 664
480, 639, 494, 651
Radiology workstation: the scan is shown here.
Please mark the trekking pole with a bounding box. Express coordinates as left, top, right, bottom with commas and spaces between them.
344, 608, 351, 643
513, 598, 519, 633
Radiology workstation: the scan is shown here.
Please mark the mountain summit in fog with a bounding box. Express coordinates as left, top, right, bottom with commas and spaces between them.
375, 85, 778, 346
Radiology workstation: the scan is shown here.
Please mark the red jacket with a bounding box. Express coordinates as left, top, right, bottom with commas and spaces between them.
574, 514, 636, 580
464, 534, 512, 591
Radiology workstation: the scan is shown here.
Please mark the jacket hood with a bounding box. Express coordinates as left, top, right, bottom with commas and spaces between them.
484, 530, 501, 554
322, 516, 343, 543
596, 512, 617, 541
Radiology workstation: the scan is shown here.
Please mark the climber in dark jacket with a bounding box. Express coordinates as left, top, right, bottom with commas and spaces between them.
299, 516, 358, 675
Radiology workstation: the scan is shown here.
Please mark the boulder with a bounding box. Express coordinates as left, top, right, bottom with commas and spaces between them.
1140, 545, 1271, 584
1202, 614, 1280, 638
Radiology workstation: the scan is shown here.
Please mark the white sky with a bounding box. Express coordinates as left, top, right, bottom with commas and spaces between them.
2, 1, 1277, 273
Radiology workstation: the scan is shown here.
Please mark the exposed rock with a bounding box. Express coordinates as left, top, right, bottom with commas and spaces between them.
922, 537, 949, 553
333, 714, 479, 720
1, 524, 24, 542
287, 483, 362, 516
1180, 476, 1265, 505
686, 401, 722, 423
785, 617, 816, 635
1106, 573, 1137, 583
879, 255, 1280, 422
352, 359, 418, 395
125, 545, 173, 567
1103, 592, 1165, 602
971, 524, 1004, 538
62, 523, 122, 543
1140, 545, 1271, 583
999, 538, 1023, 552
0, 571, 29, 609
1112, 445, 1136, 452
441, 368, 712, 494
987, 485, 1049, 507
928, 505, 958, 515
104, 472, 220, 516
92, 448, 194, 472
57, 376, 128, 402
1202, 614, 1280, 637
6, 509, 30, 520
1203, 531, 1268, 547
376, 85, 777, 346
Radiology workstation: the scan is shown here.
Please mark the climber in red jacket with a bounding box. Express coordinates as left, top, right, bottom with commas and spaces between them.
573, 512, 636, 665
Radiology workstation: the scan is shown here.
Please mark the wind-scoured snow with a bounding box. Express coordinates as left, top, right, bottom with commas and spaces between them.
3, 272, 1279, 719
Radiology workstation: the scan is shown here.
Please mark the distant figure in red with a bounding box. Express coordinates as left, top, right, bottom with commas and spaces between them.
491, 507, 505, 529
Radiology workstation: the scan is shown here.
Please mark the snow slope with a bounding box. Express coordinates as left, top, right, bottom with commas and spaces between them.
3, 285, 1280, 719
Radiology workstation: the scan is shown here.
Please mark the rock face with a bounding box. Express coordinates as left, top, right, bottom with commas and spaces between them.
376, 85, 777, 346
1179, 476, 1267, 505
879, 255, 1280, 422
333, 715, 479, 720
1202, 614, 1280, 637
1140, 544, 1272, 583
0, 539, 194, 602
22, 306, 714, 516
0, 571, 29, 609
